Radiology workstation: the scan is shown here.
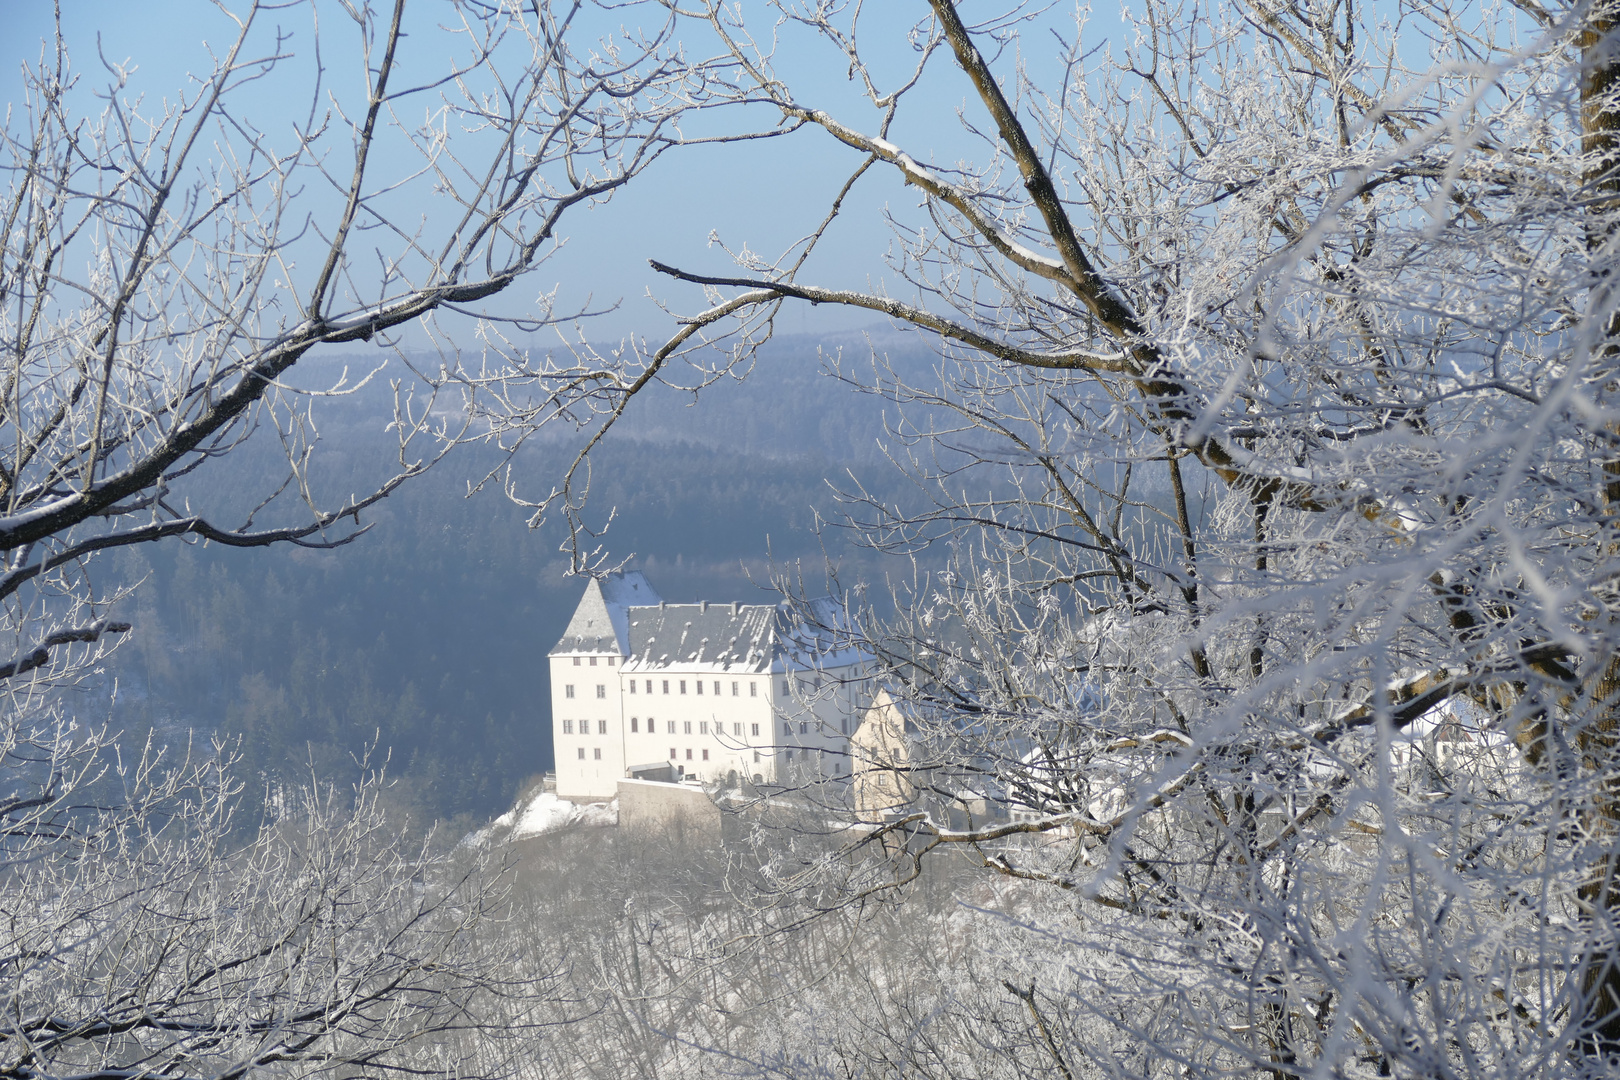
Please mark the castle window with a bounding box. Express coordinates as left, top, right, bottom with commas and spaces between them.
669, 748, 676, 759
680, 680, 687, 695
596, 684, 606, 699
598, 720, 607, 734
646, 680, 653, 694
800, 722, 809, 735
734, 722, 742, 736
696, 681, 703, 695
589, 656, 597, 666
785, 750, 794, 761
700, 721, 708, 734
753, 751, 760, 762
751, 723, 760, 737
782, 681, 789, 696
630, 718, 638, 733
563, 720, 573, 734
565, 685, 575, 699
685, 749, 693, 760
577, 748, 585, 760
573, 657, 580, 666
607, 657, 615, 667
783, 722, 791, 737
668, 720, 675, 734
629, 682, 637, 694
713, 681, 720, 696
732, 681, 739, 696
702, 749, 710, 761
750, 681, 758, 697
684, 721, 692, 735
662, 680, 670, 694
593, 748, 602, 760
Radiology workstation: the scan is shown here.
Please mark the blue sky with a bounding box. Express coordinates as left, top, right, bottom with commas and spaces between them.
3, 1, 1102, 352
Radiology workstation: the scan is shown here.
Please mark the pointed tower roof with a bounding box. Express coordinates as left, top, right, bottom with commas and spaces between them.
550, 571, 661, 655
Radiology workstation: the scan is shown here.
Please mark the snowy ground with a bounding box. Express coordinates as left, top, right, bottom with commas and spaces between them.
465, 790, 617, 846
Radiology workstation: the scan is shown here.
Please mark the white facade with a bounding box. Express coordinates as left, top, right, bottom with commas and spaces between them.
549, 573, 867, 801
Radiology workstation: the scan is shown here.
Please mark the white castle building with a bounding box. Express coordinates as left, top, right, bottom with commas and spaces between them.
549, 572, 869, 801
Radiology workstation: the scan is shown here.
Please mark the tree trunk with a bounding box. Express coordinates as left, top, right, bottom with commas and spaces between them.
1579, 2, 1620, 1059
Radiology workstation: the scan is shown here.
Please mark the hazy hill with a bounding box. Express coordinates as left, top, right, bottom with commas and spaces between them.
95, 328, 946, 828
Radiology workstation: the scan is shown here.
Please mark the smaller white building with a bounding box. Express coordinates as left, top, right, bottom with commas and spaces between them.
850, 687, 1009, 826
549, 572, 868, 801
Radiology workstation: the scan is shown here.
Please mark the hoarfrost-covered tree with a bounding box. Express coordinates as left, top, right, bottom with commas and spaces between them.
0, 2, 725, 1078
638, 0, 1620, 1075
0, 733, 553, 1080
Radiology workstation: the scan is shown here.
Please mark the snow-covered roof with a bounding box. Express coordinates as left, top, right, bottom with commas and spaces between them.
771, 596, 868, 672
549, 571, 661, 655
550, 575, 868, 672
623, 601, 777, 673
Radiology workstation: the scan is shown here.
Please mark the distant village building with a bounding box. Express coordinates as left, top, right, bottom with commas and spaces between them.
549, 572, 869, 801
850, 687, 921, 820
850, 687, 1007, 826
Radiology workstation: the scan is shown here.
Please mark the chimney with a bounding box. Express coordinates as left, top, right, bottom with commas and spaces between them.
730, 601, 739, 615
700, 601, 708, 613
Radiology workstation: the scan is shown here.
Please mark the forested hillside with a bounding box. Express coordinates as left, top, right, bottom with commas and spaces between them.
95, 331, 937, 828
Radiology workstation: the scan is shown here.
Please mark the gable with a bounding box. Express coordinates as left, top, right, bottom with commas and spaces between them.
551, 572, 662, 655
